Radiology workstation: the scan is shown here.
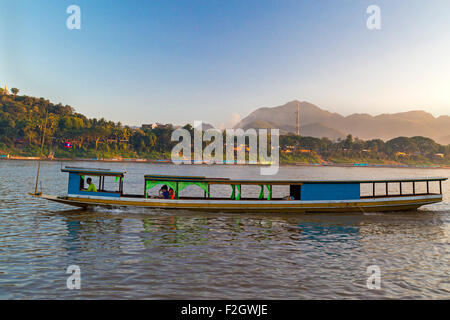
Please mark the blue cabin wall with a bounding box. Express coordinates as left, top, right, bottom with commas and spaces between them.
77, 191, 121, 197
68, 173, 81, 194
301, 183, 360, 201
67, 173, 121, 197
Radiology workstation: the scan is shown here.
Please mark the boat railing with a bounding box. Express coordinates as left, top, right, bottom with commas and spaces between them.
360, 178, 446, 198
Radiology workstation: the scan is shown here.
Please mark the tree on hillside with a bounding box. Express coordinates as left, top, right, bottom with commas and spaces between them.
409, 136, 439, 155
130, 129, 157, 153
89, 118, 112, 149
343, 134, 354, 149
11, 88, 19, 96
386, 137, 417, 154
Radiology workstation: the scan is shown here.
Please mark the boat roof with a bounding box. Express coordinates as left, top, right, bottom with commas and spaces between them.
61, 167, 125, 176
144, 174, 447, 185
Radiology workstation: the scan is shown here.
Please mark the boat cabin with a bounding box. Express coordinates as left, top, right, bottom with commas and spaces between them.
143, 175, 446, 201
62, 167, 124, 197
60, 167, 446, 201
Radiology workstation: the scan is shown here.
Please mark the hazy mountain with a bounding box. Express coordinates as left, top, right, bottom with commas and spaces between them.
439, 135, 450, 145
300, 123, 345, 140
194, 122, 215, 131
234, 100, 450, 143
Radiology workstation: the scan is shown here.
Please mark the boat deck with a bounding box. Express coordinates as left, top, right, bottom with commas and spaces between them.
36, 193, 444, 213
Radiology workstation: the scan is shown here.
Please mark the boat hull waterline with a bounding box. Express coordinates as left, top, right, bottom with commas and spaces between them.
35, 194, 442, 213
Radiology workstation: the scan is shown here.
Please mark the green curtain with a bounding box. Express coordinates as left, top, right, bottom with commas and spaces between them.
230, 185, 241, 200
236, 185, 241, 200
258, 185, 264, 200
266, 185, 272, 200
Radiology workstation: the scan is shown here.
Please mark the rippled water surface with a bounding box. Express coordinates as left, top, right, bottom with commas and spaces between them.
0, 160, 449, 299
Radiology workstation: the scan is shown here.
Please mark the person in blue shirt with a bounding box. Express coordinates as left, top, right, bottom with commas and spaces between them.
158, 185, 170, 199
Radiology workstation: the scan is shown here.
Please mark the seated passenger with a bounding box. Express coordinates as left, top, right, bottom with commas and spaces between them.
158, 185, 170, 199
86, 178, 97, 192
168, 188, 175, 199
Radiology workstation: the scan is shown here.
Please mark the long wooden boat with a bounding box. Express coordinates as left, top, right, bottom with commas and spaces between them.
31, 167, 447, 213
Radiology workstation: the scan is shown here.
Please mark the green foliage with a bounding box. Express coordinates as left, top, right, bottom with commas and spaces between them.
0, 91, 175, 159
280, 152, 321, 164
279, 133, 450, 165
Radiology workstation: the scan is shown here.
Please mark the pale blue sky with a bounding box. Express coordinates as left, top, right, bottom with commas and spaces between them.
1, 0, 450, 127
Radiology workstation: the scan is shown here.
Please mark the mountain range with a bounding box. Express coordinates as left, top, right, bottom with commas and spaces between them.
234, 100, 450, 145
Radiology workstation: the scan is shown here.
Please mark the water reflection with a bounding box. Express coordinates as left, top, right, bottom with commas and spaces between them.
297, 222, 361, 241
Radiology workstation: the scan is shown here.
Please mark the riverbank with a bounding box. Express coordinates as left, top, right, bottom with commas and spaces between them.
1, 155, 449, 169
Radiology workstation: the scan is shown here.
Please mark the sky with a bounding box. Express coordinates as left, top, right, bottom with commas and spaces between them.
1, 0, 450, 128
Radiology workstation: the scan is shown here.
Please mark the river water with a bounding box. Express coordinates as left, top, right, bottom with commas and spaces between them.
0, 160, 449, 299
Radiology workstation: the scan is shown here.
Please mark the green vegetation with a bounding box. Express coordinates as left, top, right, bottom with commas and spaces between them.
0, 90, 177, 159
0, 90, 449, 166
280, 134, 450, 165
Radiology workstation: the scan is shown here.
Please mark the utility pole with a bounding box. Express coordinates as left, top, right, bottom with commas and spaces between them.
296, 101, 300, 136
34, 110, 48, 195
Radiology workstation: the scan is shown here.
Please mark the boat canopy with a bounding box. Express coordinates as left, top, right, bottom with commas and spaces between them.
61, 167, 125, 177
143, 174, 447, 184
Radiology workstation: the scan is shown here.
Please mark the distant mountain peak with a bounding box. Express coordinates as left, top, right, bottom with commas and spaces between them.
234, 101, 450, 143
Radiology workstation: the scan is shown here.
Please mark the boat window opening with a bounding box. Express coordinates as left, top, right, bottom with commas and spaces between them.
272, 185, 290, 200
224, 184, 291, 200
144, 183, 162, 198
208, 184, 230, 200
240, 185, 260, 200
100, 175, 122, 193
290, 185, 301, 200
79, 175, 97, 192
144, 182, 179, 199
78, 174, 122, 194
181, 182, 209, 198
